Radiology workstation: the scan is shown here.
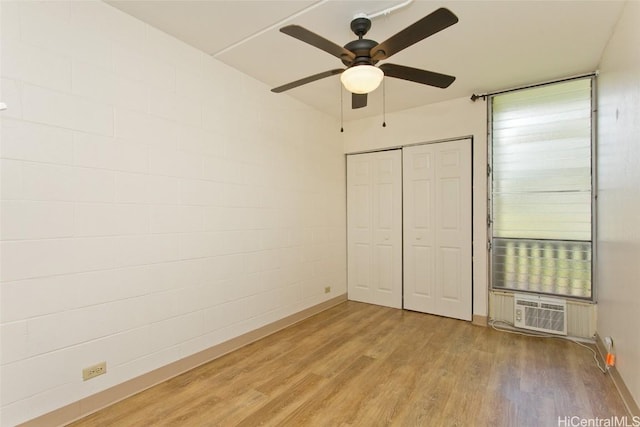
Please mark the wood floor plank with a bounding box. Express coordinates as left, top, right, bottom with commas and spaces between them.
278, 355, 377, 426
69, 301, 630, 427
235, 373, 326, 427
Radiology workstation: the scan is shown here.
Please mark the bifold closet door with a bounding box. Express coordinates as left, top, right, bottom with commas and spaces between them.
403, 140, 472, 320
347, 150, 402, 309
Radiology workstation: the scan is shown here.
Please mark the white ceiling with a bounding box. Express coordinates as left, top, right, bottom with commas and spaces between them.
106, 0, 624, 121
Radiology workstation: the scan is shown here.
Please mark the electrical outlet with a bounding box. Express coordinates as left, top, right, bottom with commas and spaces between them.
82, 361, 107, 381
324, 286, 331, 294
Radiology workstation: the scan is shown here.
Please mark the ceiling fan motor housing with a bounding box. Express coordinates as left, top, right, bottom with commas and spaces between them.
343, 17, 380, 67
343, 38, 379, 66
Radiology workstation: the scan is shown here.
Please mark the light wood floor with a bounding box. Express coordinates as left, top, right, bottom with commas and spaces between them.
70, 301, 628, 426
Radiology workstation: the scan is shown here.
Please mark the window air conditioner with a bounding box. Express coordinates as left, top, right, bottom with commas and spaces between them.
514, 294, 567, 335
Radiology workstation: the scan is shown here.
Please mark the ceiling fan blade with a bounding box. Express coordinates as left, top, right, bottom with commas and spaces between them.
379, 63, 455, 88
370, 8, 458, 61
352, 93, 367, 109
271, 69, 344, 93
280, 25, 355, 63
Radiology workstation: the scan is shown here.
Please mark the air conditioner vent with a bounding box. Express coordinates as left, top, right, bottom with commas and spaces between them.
514, 294, 567, 335
516, 300, 538, 308
541, 303, 564, 311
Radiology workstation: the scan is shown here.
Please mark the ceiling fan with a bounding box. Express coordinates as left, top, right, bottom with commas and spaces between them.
271, 7, 458, 109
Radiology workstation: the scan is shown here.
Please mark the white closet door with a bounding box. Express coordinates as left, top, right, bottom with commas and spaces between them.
347, 150, 402, 309
403, 140, 472, 320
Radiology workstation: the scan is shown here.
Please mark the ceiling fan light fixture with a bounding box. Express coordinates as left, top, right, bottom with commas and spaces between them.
340, 65, 384, 94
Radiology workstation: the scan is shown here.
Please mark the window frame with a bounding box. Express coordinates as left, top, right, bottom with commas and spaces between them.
487, 75, 597, 302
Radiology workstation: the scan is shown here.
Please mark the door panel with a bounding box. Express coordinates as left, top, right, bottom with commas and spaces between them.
403, 140, 472, 320
441, 247, 461, 300
440, 178, 460, 230
412, 246, 432, 296
352, 185, 370, 228
375, 245, 393, 291
412, 179, 431, 229
376, 183, 393, 229
347, 150, 402, 308
354, 243, 370, 289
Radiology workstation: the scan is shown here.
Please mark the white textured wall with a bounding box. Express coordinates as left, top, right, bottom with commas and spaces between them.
0, 1, 345, 425
596, 0, 640, 409
343, 97, 488, 317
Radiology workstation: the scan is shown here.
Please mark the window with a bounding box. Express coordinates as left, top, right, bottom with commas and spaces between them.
489, 77, 594, 299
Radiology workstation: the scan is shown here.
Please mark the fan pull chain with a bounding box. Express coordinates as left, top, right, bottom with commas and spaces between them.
340, 84, 344, 132
382, 78, 387, 128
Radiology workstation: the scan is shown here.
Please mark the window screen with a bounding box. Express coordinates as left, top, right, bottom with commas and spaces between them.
490, 78, 594, 299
